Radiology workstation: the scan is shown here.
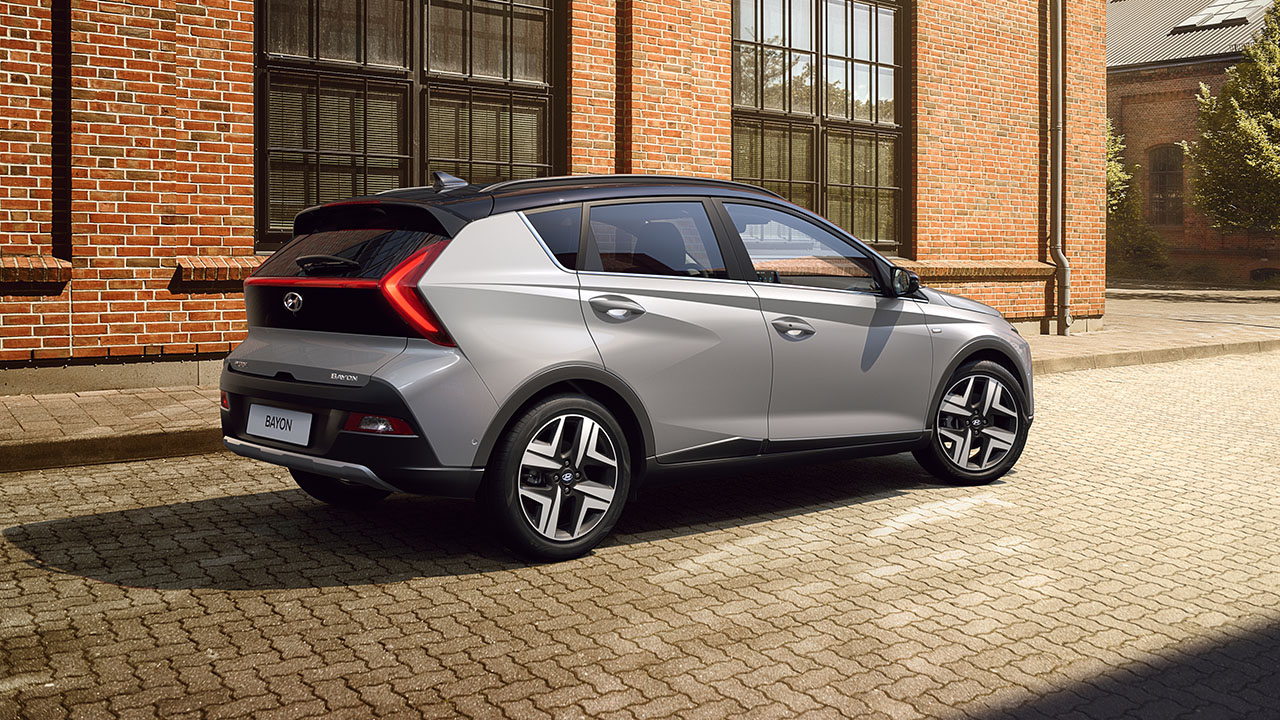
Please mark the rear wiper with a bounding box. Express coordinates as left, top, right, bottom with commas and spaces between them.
296, 254, 360, 274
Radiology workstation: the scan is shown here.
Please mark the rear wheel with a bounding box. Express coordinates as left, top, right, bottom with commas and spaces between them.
291, 469, 391, 507
913, 360, 1029, 485
483, 395, 630, 561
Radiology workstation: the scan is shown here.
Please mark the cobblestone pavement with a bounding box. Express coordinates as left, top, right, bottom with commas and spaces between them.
3, 351, 1280, 719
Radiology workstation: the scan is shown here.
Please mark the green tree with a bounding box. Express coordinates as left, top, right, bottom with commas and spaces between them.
1106, 121, 1167, 272
1185, 0, 1280, 234
1106, 119, 1131, 216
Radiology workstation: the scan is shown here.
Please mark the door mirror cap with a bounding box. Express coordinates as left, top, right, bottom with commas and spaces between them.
891, 267, 921, 297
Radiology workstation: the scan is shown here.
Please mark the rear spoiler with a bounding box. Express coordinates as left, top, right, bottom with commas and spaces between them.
293, 199, 473, 239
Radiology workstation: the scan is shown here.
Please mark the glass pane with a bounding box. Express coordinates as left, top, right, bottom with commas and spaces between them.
877, 7, 895, 64
268, 78, 315, 150
470, 162, 508, 184
366, 87, 407, 156
268, 0, 311, 57
791, 127, 813, 181
853, 62, 872, 121
826, 185, 851, 231
725, 202, 875, 291
853, 3, 871, 61
826, 130, 849, 184
763, 125, 788, 180
763, 0, 784, 44
825, 58, 848, 119
512, 7, 547, 82
853, 133, 874, 185
367, 0, 406, 67
473, 0, 508, 79
318, 154, 362, 202
733, 122, 761, 179
877, 190, 897, 244
734, 0, 757, 41
268, 152, 312, 232
790, 52, 813, 114
318, 81, 363, 154
590, 202, 728, 279
318, 0, 359, 62
428, 0, 466, 73
366, 157, 407, 194
792, 0, 812, 50
762, 47, 786, 111
825, 0, 846, 56
470, 97, 510, 163
733, 43, 759, 107
511, 99, 545, 164
878, 66, 895, 123
428, 93, 470, 160
853, 188, 875, 241
526, 206, 582, 268
877, 136, 896, 186
790, 184, 814, 211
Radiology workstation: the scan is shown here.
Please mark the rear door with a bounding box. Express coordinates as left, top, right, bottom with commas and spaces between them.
577, 199, 772, 462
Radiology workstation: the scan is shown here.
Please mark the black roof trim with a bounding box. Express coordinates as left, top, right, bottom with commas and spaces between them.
482, 174, 785, 199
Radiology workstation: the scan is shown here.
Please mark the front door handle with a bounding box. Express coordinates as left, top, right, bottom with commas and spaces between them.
771, 317, 816, 339
589, 295, 646, 320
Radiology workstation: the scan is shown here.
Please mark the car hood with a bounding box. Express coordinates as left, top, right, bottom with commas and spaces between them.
921, 287, 1005, 319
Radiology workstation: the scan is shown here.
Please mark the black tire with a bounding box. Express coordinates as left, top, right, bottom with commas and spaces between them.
482, 394, 631, 561
913, 360, 1029, 486
291, 469, 392, 507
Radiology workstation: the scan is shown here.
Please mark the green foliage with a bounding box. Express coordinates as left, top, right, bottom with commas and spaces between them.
1107, 177, 1169, 273
1106, 119, 1131, 216
1185, 0, 1280, 233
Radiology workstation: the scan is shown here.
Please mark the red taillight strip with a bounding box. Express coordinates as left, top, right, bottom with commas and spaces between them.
379, 242, 455, 347
244, 276, 380, 289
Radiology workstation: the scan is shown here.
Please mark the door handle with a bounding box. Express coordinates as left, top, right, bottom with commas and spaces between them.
771, 317, 816, 339
589, 295, 646, 320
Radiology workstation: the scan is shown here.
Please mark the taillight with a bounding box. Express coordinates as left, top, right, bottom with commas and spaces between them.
379, 241, 455, 346
343, 413, 415, 436
220, 391, 230, 410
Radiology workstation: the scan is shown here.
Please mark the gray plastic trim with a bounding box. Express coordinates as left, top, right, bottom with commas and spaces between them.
223, 437, 401, 493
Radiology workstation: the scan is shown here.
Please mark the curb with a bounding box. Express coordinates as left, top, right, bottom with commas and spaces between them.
5, 339, 1280, 473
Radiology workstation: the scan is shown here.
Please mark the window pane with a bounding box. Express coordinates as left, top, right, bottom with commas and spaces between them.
268, 78, 315, 150
368, 0, 406, 67
526, 206, 582, 268
512, 6, 547, 82
367, 87, 407, 156
428, 0, 466, 73
734, 0, 757, 41
733, 122, 762, 179
825, 0, 847, 57
318, 0, 359, 62
877, 136, 896, 186
726, 203, 876, 291
589, 203, 728, 279
762, 48, 787, 111
763, 124, 789, 180
853, 133, 874, 185
792, 0, 812, 50
319, 154, 363, 202
428, 92, 470, 160
470, 96, 509, 163
825, 58, 848, 118
852, 62, 872, 121
827, 185, 851, 231
366, 157, 407, 194
268, 0, 311, 57
268, 152, 312, 232
790, 52, 813, 114
791, 127, 814, 181
318, 81, 363, 154
472, 0, 508, 79
763, 0, 784, 43
877, 66, 895, 123
511, 98, 546, 164
877, 190, 897, 244
827, 130, 850, 184
853, 2, 872, 61
790, 184, 814, 210
733, 43, 759, 107
877, 7, 895, 64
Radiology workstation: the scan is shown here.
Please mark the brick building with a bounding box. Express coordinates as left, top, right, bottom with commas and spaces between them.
1, 0, 1105, 392
1108, 0, 1280, 282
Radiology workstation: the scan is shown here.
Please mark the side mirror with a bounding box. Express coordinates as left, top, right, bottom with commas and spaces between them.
890, 267, 921, 297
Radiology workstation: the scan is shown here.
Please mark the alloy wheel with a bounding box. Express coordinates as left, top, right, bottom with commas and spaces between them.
935, 374, 1020, 473
517, 413, 620, 542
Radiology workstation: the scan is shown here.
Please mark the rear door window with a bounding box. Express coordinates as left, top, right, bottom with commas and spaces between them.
254, 229, 443, 279
586, 202, 729, 279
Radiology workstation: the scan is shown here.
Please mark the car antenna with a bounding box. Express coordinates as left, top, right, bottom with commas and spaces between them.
431, 171, 469, 194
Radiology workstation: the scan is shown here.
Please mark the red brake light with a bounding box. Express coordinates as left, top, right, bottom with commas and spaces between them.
379, 241, 455, 346
220, 391, 230, 410
343, 413, 416, 436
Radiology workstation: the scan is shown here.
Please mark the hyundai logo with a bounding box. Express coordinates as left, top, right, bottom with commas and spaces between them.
283, 291, 304, 314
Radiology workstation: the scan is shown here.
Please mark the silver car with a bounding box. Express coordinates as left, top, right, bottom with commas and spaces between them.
222, 174, 1033, 560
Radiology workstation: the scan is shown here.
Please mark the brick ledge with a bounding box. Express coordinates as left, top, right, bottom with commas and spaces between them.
174, 255, 262, 283
0, 255, 73, 284
896, 259, 1057, 281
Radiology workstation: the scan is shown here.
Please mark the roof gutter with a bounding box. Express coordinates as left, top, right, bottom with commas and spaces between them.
1049, 0, 1071, 334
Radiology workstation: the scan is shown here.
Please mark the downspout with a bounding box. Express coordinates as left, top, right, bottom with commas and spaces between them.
1049, 0, 1072, 334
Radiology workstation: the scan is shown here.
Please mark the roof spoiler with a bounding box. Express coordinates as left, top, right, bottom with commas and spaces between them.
293, 199, 469, 238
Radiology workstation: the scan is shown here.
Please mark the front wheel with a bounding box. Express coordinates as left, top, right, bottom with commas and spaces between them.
482, 395, 631, 561
913, 360, 1029, 485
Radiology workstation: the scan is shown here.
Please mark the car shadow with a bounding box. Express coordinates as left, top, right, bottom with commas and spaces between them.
3, 454, 935, 591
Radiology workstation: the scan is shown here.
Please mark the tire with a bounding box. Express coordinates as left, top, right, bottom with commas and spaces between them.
291, 469, 391, 507
913, 360, 1029, 486
482, 394, 631, 561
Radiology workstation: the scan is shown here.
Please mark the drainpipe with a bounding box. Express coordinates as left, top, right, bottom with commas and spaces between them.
1049, 0, 1072, 334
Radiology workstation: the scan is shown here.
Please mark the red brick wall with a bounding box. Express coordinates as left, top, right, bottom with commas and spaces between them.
568, 0, 617, 174
0, 0, 50, 256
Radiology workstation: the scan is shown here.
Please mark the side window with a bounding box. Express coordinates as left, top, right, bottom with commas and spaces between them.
524, 206, 582, 269
725, 203, 879, 292
587, 202, 729, 279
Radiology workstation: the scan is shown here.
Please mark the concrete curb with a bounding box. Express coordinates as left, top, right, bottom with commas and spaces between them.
5, 338, 1280, 473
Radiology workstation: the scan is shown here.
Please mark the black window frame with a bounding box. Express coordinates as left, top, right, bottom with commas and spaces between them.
254, 0, 568, 251
1148, 145, 1184, 227
730, 0, 908, 257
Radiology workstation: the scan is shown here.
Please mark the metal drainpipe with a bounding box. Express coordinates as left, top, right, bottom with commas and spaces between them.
1049, 0, 1072, 334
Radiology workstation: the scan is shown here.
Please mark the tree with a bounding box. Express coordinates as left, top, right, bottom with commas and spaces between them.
1106, 120, 1166, 271
1106, 119, 1132, 216
1185, 0, 1280, 234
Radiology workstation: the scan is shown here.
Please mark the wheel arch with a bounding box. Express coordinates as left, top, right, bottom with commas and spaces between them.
473, 365, 655, 476
928, 339, 1031, 429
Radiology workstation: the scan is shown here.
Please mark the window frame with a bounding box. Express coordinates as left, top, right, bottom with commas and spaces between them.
577, 197, 749, 283
254, 0, 568, 252
1148, 144, 1185, 227
518, 203, 583, 273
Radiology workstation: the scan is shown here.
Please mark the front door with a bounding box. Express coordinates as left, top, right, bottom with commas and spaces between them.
578, 199, 773, 461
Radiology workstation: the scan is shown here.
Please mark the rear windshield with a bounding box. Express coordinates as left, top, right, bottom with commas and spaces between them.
254, 229, 444, 279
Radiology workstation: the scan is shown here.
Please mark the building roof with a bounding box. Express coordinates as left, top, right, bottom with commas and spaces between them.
1107, 0, 1271, 70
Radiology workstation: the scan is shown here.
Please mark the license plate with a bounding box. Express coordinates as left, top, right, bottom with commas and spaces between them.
245, 404, 313, 446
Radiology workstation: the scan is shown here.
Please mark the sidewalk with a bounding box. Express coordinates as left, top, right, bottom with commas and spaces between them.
3, 287, 1278, 472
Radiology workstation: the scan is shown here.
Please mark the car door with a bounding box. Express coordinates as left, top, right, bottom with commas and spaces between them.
717, 200, 933, 443
577, 199, 772, 462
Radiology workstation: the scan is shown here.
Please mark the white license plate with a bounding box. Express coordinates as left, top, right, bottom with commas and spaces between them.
245, 404, 313, 446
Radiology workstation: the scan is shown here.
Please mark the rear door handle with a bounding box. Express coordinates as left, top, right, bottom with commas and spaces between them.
589, 295, 646, 320
771, 317, 816, 339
